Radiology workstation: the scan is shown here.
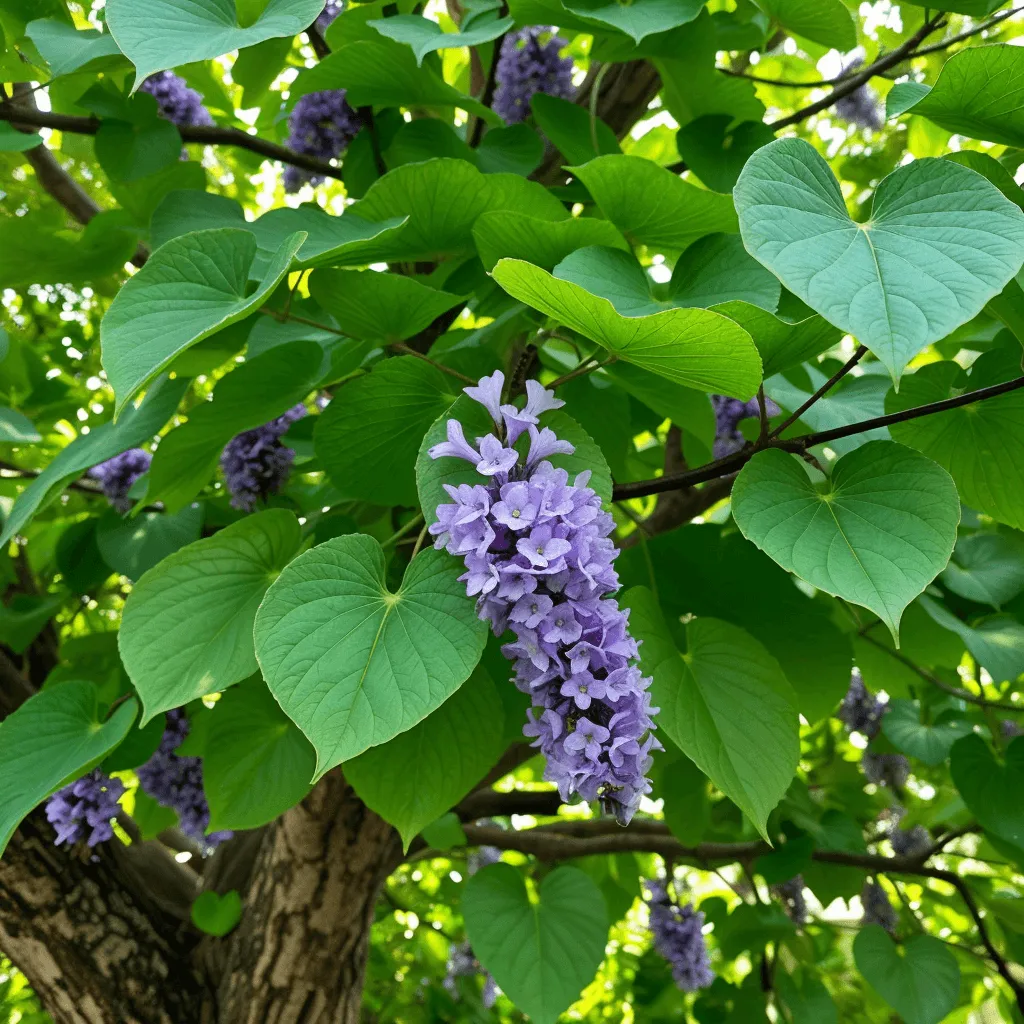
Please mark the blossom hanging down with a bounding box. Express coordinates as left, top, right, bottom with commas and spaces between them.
837, 670, 886, 739
833, 58, 883, 131
428, 372, 659, 825
771, 875, 808, 926
45, 768, 125, 848
711, 394, 779, 459
861, 880, 898, 934
644, 879, 715, 992
90, 448, 151, 513
282, 89, 361, 192
220, 404, 306, 512
861, 751, 909, 790
137, 709, 232, 854
493, 27, 575, 124
316, 0, 343, 32
139, 71, 214, 128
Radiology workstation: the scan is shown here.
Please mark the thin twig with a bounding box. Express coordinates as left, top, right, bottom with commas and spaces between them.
548, 356, 615, 389
769, 345, 867, 439
380, 513, 425, 551
390, 343, 477, 385
410, 523, 429, 560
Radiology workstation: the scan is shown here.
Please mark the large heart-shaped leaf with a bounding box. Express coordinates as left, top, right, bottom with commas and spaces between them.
463, 863, 608, 1024
97, 504, 203, 580
881, 699, 971, 766
492, 259, 762, 398
368, 12, 513, 65
254, 535, 488, 777
0, 680, 137, 855
951, 734, 1024, 847
120, 510, 302, 723
626, 587, 799, 840
853, 926, 960, 1024
26, 18, 127, 78
106, 0, 323, 84
101, 228, 304, 415
734, 137, 1024, 383
732, 442, 960, 637
345, 666, 505, 849
560, 0, 703, 43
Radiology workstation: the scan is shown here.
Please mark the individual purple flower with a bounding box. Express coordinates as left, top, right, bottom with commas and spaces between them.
428, 371, 659, 825
890, 821, 931, 858
833, 58, 883, 131
137, 709, 232, 855
862, 752, 909, 790
644, 879, 715, 992
139, 71, 214, 128
771, 875, 808, 926
837, 670, 886, 739
861, 880, 898, 935
220, 404, 306, 512
89, 448, 151, 513
493, 27, 575, 124
710, 394, 778, 459
282, 89, 360, 191
315, 0, 343, 32
45, 768, 125, 848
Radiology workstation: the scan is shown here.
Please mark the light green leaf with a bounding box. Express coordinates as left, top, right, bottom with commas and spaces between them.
625, 587, 799, 840
308, 269, 462, 342
734, 137, 1024, 383
941, 531, 1024, 609
881, 699, 971, 766
897, 44, 1024, 148
97, 504, 203, 580
885, 81, 932, 120
0, 680, 137, 855
316, 357, 458, 507
530, 93, 620, 166
901, 0, 1005, 12
203, 680, 317, 832
345, 666, 505, 849
570, 154, 738, 251
26, 18, 126, 77
951, 734, 1024, 847
918, 594, 1024, 685
191, 890, 242, 937
147, 342, 322, 513
106, 0, 323, 84
0, 122, 42, 151
561, 0, 702, 42
854, 926, 960, 1024
492, 259, 762, 398
119, 510, 302, 724
0, 374, 187, 546
472, 212, 629, 272
731, 442, 960, 637
368, 12, 513, 64
254, 536, 488, 778
463, 863, 608, 1024
0, 406, 39, 443
753, 0, 855, 49
101, 228, 304, 416
887, 355, 1024, 531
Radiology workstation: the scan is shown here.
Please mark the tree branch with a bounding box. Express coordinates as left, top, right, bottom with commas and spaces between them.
769, 345, 867, 439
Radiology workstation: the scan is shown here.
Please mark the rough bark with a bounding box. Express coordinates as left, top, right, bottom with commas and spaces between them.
215, 771, 403, 1024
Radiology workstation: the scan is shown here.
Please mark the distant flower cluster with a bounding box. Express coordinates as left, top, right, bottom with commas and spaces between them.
316, 0, 343, 32
644, 878, 715, 992
771, 875, 808, 926
711, 394, 778, 459
861, 879, 898, 934
862, 751, 909, 790
833, 58, 883, 131
139, 71, 213, 128
493, 27, 575, 124
837, 670, 886, 738
89, 448, 151, 513
283, 90, 360, 192
889, 819, 931, 858
428, 372, 659, 825
220, 404, 306, 511
45, 768, 125, 848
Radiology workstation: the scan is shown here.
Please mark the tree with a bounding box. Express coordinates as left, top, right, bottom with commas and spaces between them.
1, 0, 1024, 1021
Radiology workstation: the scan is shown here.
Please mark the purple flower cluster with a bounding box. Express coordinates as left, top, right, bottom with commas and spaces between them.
771, 875, 808, 926
711, 394, 778, 459
137, 709, 232, 854
890, 821, 931, 858
139, 71, 214, 128
493, 27, 575, 124
282, 89, 360, 191
427, 373, 658, 825
444, 942, 498, 1008
862, 751, 909, 790
833, 59, 883, 130
644, 879, 714, 992
837, 670, 886, 739
45, 768, 125, 847
316, 0, 343, 31
220, 404, 306, 512
89, 448, 151, 513
861, 880, 898, 935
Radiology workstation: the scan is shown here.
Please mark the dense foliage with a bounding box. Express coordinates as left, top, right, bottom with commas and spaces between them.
1, 1, 1024, 1022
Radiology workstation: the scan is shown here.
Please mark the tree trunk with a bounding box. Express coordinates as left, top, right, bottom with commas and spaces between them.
215, 771, 403, 1024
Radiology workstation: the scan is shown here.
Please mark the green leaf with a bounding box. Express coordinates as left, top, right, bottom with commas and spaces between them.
190, 890, 242, 937
918, 594, 1024, 685
570, 154, 738, 251
660, 756, 710, 845
147, 342, 322, 513
732, 442, 960, 638
101, 228, 304, 416
901, 0, 1005, 12
97, 504, 203, 580
734, 137, 1024, 383
345, 666, 505, 850
0, 406, 39, 443
472, 211, 629, 271
897, 45, 1024, 148
0, 374, 188, 546
777, 969, 838, 1024
416, 395, 614, 513
105, 0, 322, 84
625, 587, 799, 840
368, 12, 513, 65
491, 259, 762, 398
752, 0, 855, 49
254, 536, 488, 778
476, 123, 545, 176
675, 115, 776, 194
942, 531, 1024, 609
203, 680, 316, 832
881, 699, 971, 766
25, 18, 126, 77
560, 0, 703, 42
463, 863, 608, 1024
420, 811, 467, 849
120, 510, 302, 724
231, 35, 293, 106
853, 926, 960, 1024
308, 269, 462, 342
0, 680, 137, 855
316, 357, 458, 508
0, 122, 42, 151
952, 734, 1024, 847
95, 103, 182, 184
530, 93, 620, 166
887, 355, 1024, 532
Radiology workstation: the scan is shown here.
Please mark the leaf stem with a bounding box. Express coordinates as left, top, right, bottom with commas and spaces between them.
769, 345, 867, 439
547, 356, 615, 389
380, 513, 425, 551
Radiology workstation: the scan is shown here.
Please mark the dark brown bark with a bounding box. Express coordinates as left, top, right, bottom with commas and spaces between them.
215, 771, 403, 1024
